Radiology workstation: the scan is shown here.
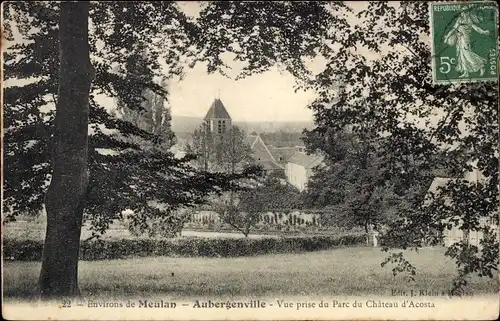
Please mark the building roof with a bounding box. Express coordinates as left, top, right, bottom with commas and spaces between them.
246, 134, 284, 170
424, 177, 453, 205
427, 177, 453, 192
245, 135, 259, 148
288, 152, 324, 168
203, 98, 231, 120
258, 160, 285, 171
269, 147, 300, 164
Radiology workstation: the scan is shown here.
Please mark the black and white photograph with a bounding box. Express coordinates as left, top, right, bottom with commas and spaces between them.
2, 1, 499, 320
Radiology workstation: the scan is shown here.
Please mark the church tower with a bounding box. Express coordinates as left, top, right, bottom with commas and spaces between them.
203, 98, 232, 134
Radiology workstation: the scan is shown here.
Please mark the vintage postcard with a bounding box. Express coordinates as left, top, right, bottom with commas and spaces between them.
2, 1, 499, 320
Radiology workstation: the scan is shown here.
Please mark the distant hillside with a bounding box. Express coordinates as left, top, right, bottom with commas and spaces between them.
171, 115, 202, 133
171, 115, 314, 135
235, 120, 314, 134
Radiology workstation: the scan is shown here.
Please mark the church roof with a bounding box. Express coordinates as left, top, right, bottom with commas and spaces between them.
204, 98, 231, 120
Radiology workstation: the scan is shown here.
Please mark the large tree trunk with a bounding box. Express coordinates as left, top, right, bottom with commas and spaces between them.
39, 1, 93, 300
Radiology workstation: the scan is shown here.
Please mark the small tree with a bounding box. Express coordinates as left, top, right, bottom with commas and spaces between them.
114, 45, 176, 151
212, 193, 260, 237
188, 125, 253, 173
125, 206, 192, 238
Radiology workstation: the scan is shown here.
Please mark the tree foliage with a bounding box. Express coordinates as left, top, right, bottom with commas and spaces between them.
303, 128, 429, 237
197, 0, 497, 292
115, 46, 176, 150
300, 1, 498, 293
212, 176, 302, 237
2, 2, 254, 239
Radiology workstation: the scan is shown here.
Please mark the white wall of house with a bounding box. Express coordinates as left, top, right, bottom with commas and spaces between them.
464, 167, 486, 184
443, 227, 498, 248
443, 217, 499, 248
286, 163, 307, 191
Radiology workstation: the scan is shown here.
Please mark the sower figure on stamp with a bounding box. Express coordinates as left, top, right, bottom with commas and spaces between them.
444, 10, 490, 78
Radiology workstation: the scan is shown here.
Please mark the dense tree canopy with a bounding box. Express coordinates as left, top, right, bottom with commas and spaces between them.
2, 1, 263, 237
300, 2, 498, 293
303, 130, 405, 235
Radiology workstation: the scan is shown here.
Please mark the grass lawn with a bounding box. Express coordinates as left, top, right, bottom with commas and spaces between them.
3, 247, 498, 302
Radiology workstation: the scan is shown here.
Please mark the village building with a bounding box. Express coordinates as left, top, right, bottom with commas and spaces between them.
245, 134, 284, 174
245, 135, 325, 189
425, 166, 498, 247
245, 134, 300, 176
200, 97, 323, 190
285, 151, 324, 191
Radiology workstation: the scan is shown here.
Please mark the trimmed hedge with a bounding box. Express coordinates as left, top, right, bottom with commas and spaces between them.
3, 234, 365, 261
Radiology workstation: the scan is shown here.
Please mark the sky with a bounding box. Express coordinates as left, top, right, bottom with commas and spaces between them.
167, 64, 318, 122
167, 1, 368, 122
168, 3, 318, 123
2, 2, 329, 123
3, 1, 384, 123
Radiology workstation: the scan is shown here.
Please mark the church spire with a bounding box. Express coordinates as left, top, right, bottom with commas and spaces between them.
203, 98, 231, 120
203, 97, 232, 134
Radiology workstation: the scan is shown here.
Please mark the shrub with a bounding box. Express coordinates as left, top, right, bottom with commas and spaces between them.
3, 234, 366, 261
3, 239, 43, 261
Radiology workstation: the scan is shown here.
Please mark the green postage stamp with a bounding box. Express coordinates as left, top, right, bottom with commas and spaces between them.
430, 1, 499, 84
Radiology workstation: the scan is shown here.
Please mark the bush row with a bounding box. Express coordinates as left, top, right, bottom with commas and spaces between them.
3, 234, 365, 261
